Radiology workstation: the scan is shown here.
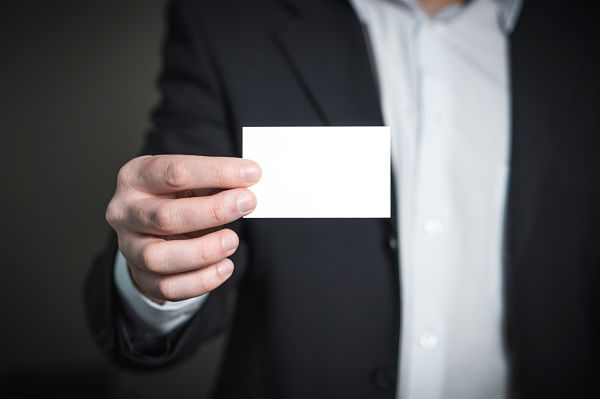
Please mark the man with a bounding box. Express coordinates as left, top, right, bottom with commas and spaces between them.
85, 0, 600, 398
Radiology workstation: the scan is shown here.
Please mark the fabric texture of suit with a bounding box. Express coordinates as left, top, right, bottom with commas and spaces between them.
85, 0, 600, 397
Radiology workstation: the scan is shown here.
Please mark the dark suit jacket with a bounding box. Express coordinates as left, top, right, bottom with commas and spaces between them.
85, 0, 600, 397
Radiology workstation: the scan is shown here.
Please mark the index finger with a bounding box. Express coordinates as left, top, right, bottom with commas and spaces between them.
131, 155, 261, 194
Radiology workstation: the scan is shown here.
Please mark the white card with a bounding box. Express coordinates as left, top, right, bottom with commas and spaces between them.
242, 126, 390, 218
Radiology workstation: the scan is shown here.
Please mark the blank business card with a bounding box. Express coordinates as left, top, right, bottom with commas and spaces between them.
242, 126, 390, 218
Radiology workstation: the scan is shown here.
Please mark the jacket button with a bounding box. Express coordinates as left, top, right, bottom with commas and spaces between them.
371, 366, 396, 391
388, 236, 398, 251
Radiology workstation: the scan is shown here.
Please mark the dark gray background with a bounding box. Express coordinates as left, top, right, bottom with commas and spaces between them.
2, 1, 222, 397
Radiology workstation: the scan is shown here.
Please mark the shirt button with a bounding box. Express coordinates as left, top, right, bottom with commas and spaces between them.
419, 332, 438, 350
370, 366, 396, 391
424, 218, 444, 234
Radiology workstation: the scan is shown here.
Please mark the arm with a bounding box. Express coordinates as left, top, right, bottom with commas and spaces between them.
84, 0, 254, 369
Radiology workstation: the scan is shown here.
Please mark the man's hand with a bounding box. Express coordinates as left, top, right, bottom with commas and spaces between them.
106, 155, 261, 303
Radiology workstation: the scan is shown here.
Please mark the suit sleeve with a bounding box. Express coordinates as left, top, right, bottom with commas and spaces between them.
84, 0, 248, 369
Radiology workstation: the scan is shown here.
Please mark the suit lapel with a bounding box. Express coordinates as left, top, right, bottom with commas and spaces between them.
273, 0, 383, 126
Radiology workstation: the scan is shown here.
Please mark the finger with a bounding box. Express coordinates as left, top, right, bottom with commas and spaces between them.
130, 258, 235, 302
125, 228, 239, 275
130, 155, 261, 194
124, 188, 256, 235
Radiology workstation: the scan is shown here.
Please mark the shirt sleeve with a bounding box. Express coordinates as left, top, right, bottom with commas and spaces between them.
113, 250, 207, 335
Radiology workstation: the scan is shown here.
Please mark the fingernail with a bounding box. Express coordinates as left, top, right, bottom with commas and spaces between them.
221, 233, 238, 253
236, 191, 255, 213
241, 162, 261, 184
217, 259, 234, 277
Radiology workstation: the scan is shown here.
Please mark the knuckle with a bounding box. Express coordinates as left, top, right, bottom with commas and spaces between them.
116, 160, 136, 187
141, 243, 165, 274
156, 277, 178, 301
105, 200, 123, 227
154, 203, 179, 234
195, 240, 209, 265
206, 158, 230, 188
207, 197, 228, 226
194, 274, 210, 295
117, 155, 152, 189
164, 160, 188, 189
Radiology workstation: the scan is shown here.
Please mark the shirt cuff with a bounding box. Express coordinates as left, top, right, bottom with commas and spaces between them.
113, 249, 207, 335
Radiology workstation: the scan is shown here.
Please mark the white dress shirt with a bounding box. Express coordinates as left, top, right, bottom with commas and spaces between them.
115, 0, 522, 397
349, 0, 520, 397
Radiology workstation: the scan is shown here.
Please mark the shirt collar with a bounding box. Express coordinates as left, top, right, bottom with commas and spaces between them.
353, 0, 522, 33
